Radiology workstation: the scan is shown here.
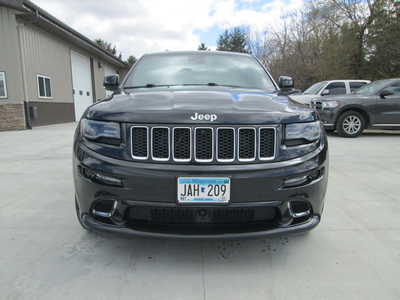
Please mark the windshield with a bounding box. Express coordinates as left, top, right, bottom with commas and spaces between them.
123, 53, 276, 91
355, 80, 390, 95
303, 81, 327, 95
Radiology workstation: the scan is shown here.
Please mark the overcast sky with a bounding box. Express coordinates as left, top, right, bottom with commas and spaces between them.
32, 0, 303, 59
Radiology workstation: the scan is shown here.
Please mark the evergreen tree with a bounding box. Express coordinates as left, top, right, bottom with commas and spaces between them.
125, 55, 137, 66
94, 38, 122, 59
198, 43, 208, 50
217, 27, 248, 53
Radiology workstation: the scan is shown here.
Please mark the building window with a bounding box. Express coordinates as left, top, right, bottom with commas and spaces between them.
37, 75, 52, 98
0, 71, 7, 98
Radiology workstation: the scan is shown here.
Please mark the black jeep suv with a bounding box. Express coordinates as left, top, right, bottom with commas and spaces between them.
73, 51, 328, 238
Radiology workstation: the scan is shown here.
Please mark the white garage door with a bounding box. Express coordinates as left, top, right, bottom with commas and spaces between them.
71, 51, 93, 120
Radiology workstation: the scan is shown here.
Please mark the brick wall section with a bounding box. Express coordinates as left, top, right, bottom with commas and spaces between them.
0, 104, 26, 131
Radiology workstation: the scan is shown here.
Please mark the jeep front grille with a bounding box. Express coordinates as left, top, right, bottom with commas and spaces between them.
130, 125, 276, 163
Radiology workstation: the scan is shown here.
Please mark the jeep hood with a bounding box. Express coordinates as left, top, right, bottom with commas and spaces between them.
85, 87, 316, 124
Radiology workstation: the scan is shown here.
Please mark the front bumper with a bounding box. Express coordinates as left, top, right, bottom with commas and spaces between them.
74, 141, 328, 239
314, 108, 338, 130
82, 214, 320, 239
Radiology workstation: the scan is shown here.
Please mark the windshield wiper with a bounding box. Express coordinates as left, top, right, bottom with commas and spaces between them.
124, 84, 171, 89
124, 83, 264, 90
181, 83, 244, 88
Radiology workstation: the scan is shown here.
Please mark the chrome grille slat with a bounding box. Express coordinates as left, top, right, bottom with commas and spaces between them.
194, 127, 213, 162
173, 127, 191, 162
216, 127, 235, 162
259, 127, 276, 160
130, 125, 277, 163
151, 127, 170, 161
238, 128, 256, 162
131, 126, 149, 160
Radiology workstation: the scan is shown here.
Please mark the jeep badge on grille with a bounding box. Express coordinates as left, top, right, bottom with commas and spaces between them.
190, 112, 217, 121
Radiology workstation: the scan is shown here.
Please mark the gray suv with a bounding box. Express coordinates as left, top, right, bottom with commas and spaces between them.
312, 79, 400, 137
290, 79, 370, 106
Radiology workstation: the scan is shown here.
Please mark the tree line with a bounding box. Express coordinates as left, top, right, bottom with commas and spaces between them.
200, 0, 400, 90
94, 39, 137, 66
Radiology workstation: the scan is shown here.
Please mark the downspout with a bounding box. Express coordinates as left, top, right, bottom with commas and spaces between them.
90, 57, 97, 103
16, 22, 31, 129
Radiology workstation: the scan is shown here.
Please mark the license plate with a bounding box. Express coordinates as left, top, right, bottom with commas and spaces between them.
177, 177, 231, 204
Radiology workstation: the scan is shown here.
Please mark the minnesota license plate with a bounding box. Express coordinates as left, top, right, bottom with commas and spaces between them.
177, 177, 231, 204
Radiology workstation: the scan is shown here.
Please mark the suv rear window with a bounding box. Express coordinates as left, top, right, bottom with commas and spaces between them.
385, 82, 400, 95
325, 82, 346, 95
350, 82, 367, 92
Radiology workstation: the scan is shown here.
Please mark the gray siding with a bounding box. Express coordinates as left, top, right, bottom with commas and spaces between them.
1, 6, 126, 106
19, 23, 74, 103
0, 4, 128, 130
19, 23, 120, 103
92, 57, 106, 101
0, 7, 24, 104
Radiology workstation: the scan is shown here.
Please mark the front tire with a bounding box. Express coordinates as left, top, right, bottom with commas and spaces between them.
325, 128, 335, 134
336, 111, 365, 137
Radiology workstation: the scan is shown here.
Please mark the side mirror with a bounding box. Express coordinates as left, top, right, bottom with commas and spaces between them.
278, 76, 294, 89
104, 74, 119, 92
321, 89, 330, 96
380, 89, 393, 99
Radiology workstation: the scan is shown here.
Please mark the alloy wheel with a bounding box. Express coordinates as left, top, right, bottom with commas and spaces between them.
342, 115, 362, 135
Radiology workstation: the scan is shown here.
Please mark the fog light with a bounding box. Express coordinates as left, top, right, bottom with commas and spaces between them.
288, 201, 311, 218
94, 173, 123, 186
308, 169, 321, 181
283, 169, 323, 188
283, 175, 308, 188
80, 166, 123, 187
92, 200, 118, 218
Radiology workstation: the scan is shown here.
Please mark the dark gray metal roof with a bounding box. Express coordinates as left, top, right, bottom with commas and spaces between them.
0, 0, 24, 10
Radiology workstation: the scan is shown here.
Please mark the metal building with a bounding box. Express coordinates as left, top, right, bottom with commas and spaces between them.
0, 0, 128, 131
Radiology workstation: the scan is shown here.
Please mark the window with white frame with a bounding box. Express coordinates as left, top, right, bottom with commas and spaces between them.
0, 72, 7, 98
37, 75, 52, 98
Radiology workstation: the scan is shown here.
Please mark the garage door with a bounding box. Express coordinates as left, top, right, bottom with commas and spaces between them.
71, 51, 93, 120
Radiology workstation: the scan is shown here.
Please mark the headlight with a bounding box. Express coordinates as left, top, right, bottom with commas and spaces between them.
81, 119, 121, 144
322, 101, 339, 108
285, 121, 321, 145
